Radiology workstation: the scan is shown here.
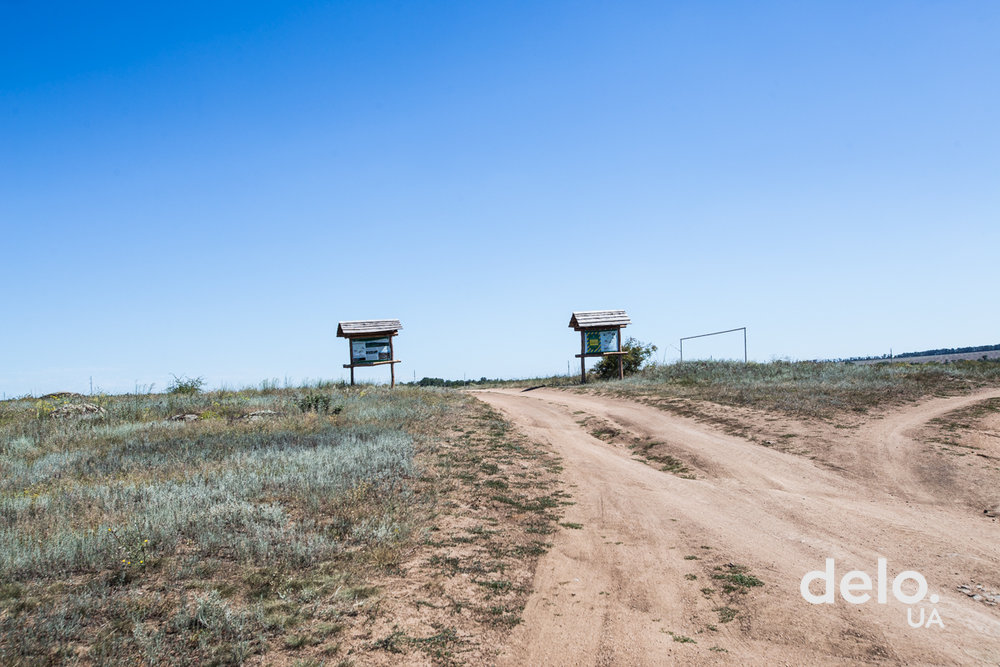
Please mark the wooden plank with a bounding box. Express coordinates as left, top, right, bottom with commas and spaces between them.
575, 325, 630, 331
389, 336, 396, 388
343, 360, 402, 368
617, 325, 624, 380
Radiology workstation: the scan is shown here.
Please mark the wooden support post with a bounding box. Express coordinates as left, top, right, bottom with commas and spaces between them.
389, 335, 396, 388
580, 331, 587, 383
350, 365, 355, 386
617, 326, 624, 380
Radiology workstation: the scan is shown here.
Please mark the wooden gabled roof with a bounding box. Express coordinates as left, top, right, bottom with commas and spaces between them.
337, 319, 402, 338
568, 310, 630, 331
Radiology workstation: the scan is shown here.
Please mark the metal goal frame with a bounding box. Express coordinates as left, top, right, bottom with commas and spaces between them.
679, 327, 747, 363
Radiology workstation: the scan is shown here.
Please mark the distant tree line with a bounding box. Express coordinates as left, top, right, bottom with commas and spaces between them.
894, 343, 1000, 359
840, 343, 1000, 363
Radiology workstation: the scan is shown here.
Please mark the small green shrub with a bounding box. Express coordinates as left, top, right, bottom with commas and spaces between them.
167, 375, 205, 395
297, 393, 341, 414
592, 338, 657, 381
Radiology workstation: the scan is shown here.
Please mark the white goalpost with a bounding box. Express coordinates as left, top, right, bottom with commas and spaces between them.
679, 327, 747, 363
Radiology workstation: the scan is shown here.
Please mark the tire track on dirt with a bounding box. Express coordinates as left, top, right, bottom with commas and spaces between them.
476, 388, 1000, 665
858, 389, 1000, 501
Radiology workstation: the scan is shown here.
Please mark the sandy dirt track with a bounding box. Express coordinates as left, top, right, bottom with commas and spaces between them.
474, 388, 1000, 665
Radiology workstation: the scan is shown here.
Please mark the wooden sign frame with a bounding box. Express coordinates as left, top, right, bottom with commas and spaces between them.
569, 310, 631, 383
337, 320, 402, 387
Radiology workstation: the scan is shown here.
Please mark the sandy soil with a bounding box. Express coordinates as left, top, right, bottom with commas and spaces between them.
474, 388, 1000, 665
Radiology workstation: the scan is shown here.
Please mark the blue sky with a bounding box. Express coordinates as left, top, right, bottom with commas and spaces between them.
2, 1, 998, 396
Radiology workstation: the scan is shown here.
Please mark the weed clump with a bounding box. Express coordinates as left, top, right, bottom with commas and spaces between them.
167, 375, 205, 395
297, 392, 342, 414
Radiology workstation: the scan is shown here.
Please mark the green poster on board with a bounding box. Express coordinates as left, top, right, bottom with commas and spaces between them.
585, 330, 618, 354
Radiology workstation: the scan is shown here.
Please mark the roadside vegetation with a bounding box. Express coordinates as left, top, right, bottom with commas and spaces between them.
457, 356, 1000, 420
477, 358, 1000, 419
0, 382, 563, 665
610, 359, 1000, 418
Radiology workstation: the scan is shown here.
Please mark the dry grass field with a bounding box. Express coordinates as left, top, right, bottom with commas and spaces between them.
0, 385, 564, 665
5, 359, 1000, 664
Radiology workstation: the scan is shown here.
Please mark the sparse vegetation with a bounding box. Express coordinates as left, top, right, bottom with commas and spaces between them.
714, 606, 738, 623
927, 397, 1000, 455
690, 561, 764, 628
609, 359, 1000, 418
0, 382, 564, 664
579, 413, 693, 477
712, 568, 764, 594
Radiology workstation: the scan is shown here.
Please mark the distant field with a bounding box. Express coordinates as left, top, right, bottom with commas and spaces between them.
852, 349, 1000, 364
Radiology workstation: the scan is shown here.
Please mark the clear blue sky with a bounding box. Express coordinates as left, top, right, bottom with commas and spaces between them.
2, 1, 998, 396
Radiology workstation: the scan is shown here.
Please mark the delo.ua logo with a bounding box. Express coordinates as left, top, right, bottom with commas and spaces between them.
800, 558, 943, 628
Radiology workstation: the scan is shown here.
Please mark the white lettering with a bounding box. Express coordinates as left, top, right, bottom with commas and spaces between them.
801, 558, 835, 604
877, 557, 888, 604
907, 607, 925, 628
893, 571, 928, 605
840, 570, 872, 605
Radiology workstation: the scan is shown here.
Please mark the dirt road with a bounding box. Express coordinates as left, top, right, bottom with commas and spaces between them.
475, 388, 1000, 665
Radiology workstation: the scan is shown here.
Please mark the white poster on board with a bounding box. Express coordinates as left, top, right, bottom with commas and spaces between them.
352, 338, 391, 363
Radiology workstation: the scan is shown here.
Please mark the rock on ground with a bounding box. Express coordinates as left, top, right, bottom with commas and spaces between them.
50, 403, 104, 419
